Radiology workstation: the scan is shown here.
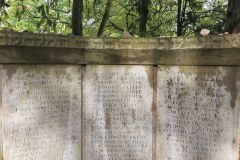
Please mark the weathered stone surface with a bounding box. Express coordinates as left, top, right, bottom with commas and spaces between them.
2, 32, 240, 49
158, 49, 240, 66
0, 32, 240, 65
157, 66, 239, 160
85, 49, 158, 64
83, 65, 153, 160
0, 46, 85, 64
0, 65, 3, 160
1, 65, 81, 160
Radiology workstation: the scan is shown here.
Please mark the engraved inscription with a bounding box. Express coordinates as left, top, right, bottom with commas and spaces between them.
83, 65, 153, 160
2, 65, 81, 160
157, 66, 239, 160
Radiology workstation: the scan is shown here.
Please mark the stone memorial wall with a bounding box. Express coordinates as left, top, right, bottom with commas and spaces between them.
83, 65, 153, 160
0, 32, 239, 160
157, 66, 239, 160
1, 65, 81, 160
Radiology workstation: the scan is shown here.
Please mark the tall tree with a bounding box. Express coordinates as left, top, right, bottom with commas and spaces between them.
139, 0, 149, 37
177, 0, 188, 36
72, 0, 84, 36
177, 0, 183, 36
97, 0, 113, 37
225, 0, 240, 33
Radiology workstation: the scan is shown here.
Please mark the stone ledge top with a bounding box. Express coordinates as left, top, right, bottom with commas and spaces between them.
0, 32, 240, 65
1, 31, 240, 50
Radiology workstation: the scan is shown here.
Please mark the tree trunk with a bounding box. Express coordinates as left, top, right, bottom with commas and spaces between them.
139, 0, 149, 37
177, 0, 182, 36
72, 0, 83, 36
97, 0, 113, 37
225, 0, 240, 33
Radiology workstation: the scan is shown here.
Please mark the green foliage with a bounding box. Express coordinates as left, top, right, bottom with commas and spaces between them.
0, 0, 228, 36
1, 0, 72, 34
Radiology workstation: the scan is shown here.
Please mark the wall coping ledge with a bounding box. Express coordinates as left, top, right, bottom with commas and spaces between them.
0, 32, 239, 65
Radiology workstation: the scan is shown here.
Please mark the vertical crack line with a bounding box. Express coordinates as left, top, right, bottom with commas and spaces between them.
152, 65, 158, 160
80, 65, 85, 160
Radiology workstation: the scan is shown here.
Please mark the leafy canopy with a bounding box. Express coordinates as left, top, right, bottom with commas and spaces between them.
0, 0, 227, 37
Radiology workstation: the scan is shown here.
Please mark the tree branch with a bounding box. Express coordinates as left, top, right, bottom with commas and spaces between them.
109, 20, 124, 31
